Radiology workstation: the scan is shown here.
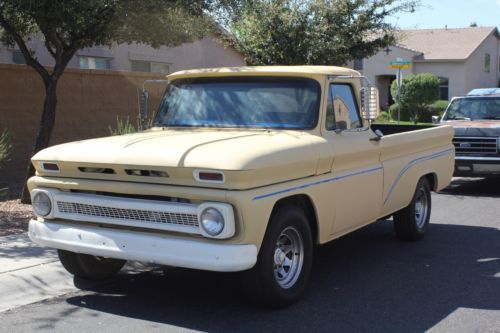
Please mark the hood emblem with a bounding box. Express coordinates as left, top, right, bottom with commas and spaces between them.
459, 143, 471, 148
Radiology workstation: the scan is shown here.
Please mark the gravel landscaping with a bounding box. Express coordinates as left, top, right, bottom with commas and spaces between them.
0, 200, 33, 236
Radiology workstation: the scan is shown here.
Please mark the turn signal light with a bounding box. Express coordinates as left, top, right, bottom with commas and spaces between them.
199, 172, 224, 182
41, 162, 60, 172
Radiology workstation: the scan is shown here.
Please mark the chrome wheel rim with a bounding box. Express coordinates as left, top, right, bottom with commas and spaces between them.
415, 187, 428, 229
273, 226, 304, 289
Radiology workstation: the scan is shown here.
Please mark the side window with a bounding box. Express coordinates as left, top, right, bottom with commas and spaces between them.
326, 84, 361, 130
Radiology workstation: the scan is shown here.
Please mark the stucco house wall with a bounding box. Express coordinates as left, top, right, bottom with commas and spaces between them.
1, 36, 245, 73
464, 33, 500, 93
356, 27, 500, 107
413, 61, 466, 99
361, 46, 418, 85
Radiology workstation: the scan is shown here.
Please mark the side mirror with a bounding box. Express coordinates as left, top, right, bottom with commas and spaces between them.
360, 86, 380, 121
432, 115, 441, 124
140, 90, 150, 120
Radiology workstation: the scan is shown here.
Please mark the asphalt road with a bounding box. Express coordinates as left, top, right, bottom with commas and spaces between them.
1, 177, 499, 333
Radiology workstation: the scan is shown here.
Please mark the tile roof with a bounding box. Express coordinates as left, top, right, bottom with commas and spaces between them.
395, 27, 499, 61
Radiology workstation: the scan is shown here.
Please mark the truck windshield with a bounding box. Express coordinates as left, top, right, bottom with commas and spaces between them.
153, 77, 321, 129
443, 97, 500, 121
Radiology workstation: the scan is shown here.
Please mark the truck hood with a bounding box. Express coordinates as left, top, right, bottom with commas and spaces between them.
442, 120, 500, 137
32, 128, 326, 190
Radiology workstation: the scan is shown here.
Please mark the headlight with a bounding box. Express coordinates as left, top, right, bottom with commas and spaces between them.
200, 208, 225, 236
32, 191, 52, 217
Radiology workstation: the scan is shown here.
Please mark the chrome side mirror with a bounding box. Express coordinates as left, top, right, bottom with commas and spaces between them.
360, 86, 380, 121
432, 115, 441, 124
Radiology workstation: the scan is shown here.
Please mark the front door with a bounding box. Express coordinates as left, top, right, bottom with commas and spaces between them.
323, 83, 383, 235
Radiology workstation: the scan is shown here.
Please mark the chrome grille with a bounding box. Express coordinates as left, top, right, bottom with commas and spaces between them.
453, 137, 498, 155
57, 201, 199, 227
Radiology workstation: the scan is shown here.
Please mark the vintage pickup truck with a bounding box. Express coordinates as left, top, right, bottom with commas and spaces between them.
28, 66, 454, 306
435, 88, 500, 177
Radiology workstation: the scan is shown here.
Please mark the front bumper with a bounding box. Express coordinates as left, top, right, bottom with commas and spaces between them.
454, 156, 500, 176
29, 219, 257, 272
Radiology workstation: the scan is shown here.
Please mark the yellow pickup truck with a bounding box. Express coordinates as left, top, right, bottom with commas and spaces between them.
28, 66, 454, 306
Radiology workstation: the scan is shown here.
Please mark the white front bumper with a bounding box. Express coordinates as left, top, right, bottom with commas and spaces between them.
29, 219, 257, 272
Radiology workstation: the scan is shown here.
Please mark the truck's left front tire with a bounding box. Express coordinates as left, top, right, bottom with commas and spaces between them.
58, 250, 126, 281
241, 205, 313, 307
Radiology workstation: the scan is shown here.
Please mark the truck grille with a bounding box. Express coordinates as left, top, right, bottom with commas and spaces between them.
57, 201, 199, 227
453, 137, 498, 155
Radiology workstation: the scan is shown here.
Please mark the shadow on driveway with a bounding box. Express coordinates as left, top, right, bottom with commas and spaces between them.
440, 177, 500, 198
47, 220, 500, 333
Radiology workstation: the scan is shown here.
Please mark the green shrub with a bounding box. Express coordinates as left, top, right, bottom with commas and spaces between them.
109, 116, 137, 136
390, 73, 440, 123
427, 100, 449, 117
0, 130, 11, 166
389, 103, 412, 122
389, 100, 449, 123
374, 111, 392, 123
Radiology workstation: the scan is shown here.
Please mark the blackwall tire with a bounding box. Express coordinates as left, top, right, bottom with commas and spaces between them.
393, 177, 432, 241
241, 205, 313, 307
58, 250, 126, 281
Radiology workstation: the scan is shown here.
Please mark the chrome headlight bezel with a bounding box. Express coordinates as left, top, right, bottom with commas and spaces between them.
31, 189, 54, 218
197, 203, 235, 239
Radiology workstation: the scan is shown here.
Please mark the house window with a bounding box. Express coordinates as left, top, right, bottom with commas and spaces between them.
79, 56, 111, 70
12, 50, 26, 64
131, 60, 170, 74
353, 58, 364, 70
438, 77, 449, 100
484, 53, 491, 72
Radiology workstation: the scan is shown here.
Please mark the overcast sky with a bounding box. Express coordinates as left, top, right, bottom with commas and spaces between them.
387, 0, 500, 29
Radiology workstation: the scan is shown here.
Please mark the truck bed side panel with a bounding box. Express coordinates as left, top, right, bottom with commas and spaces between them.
380, 126, 454, 216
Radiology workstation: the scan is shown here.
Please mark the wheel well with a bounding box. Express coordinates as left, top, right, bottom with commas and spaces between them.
423, 173, 437, 191
270, 195, 319, 244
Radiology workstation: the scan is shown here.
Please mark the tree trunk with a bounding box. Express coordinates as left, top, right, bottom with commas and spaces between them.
20, 79, 59, 203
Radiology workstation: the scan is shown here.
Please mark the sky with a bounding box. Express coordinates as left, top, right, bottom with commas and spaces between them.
387, 0, 500, 29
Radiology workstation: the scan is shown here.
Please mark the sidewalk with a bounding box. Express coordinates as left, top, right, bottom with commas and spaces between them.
0, 233, 75, 312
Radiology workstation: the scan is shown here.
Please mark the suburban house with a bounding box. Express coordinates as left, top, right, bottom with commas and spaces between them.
0, 36, 245, 74
353, 26, 500, 110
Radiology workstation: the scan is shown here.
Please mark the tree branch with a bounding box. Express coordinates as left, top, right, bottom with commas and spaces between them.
0, 15, 51, 85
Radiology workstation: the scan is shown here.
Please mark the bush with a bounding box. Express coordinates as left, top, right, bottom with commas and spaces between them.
389, 100, 449, 123
374, 111, 392, 123
389, 103, 411, 122
427, 100, 449, 117
0, 130, 11, 166
109, 116, 137, 136
390, 73, 440, 123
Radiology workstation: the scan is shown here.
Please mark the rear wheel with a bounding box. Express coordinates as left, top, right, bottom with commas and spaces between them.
58, 250, 126, 280
393, 177, 431, 241
241, 205, 313, 307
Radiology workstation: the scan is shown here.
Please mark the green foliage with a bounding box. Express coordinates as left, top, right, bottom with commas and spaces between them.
0, 1, 209, 51
389, 103, 411, 122
374, 111, 392, 123
428, 100, 449, 116
0, 130, 11, 166
390, 73, 440, 123
109, 116, 138, 136
389, 100, 447, 123
226, 0, 418, 65
0, 0, 216, 202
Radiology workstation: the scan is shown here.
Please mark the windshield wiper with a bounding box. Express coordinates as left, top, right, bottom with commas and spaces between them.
478, 116, 500, 120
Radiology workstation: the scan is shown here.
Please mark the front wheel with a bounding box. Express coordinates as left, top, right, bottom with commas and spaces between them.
58, 250, 126, 281
393, 177, 432, 241
241, 205, 313, 307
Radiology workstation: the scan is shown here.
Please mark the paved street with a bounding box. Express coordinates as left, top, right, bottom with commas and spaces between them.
0, 177, 499, 333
